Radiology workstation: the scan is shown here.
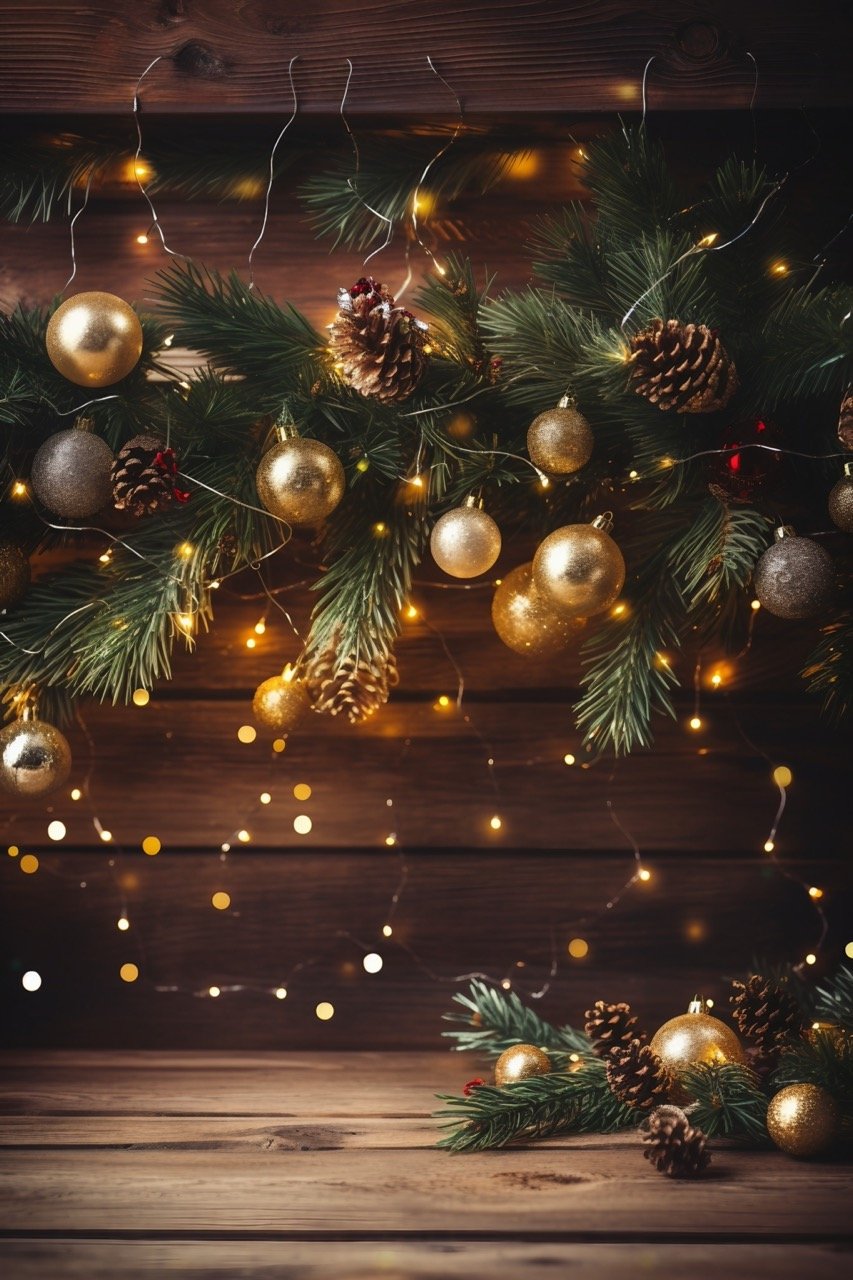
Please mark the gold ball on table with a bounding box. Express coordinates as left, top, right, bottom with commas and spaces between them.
533, 516, 625, 617
46, 292, 143, 387
430, 498, 502, 579
650, 998, 745, 1102
491, 562, 586, 656
527, 401, 594, 475
766, 1083, 840, 1158
0, 708, 72, 799
252, 670, 310, 733
0, 543, 30, 612
494, 1043, 552, 1087
31, 422, 114, 519
256, 436, 345, 525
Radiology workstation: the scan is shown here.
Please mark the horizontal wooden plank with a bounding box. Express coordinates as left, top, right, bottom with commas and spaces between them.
0, 1, 849, 115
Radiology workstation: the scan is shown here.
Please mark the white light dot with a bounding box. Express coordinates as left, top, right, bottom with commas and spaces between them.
22, 970, 42, 992
260, 792, 271, 805
209, 985, 221, 998
293, 815, 312, 835
70, 788, 82, 801
275, 986, 287, 1000
382, 924, 393, 938
47, 820, 66, 841
363, 952, 383, 974
117, 916, 130, 931
315, 1001, 335, 1021
99, 829, 113, 843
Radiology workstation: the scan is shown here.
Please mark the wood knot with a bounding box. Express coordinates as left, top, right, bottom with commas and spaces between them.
674, 20, 726, 64
173, 40, 231, 79
157, 0, 187, 26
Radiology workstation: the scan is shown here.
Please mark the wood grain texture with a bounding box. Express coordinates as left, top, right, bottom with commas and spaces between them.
0, 0, 850, 115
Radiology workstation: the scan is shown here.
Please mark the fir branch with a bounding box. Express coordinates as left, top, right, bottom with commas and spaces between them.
772, 1031, 853, 1105
681, 1062, 770, 1143
442, 980, 592, 1060
803, 609, 853, 723
435, 1059, 635, 1153
756, 286, 853, 408
813, 965, 853, 1034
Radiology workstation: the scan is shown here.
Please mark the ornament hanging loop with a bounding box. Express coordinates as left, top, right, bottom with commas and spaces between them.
591, 512, 615, 533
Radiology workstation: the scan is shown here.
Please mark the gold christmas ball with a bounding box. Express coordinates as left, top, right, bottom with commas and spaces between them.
650, 999, 746, 1102
527, 404, 594, 475
828, 469, 853, 533
492, 562, 585, 656
256, 436, 345, 525
31, 426, 114, 518
766, 1083, 839, 1158
252, 672, 309, 733
430, 501, 502, 579
46, 292, 143, 387
0, 543, 30, 612
0, 712, 72, 799
533, 519, 625, 617
494, 1043, 552, 1087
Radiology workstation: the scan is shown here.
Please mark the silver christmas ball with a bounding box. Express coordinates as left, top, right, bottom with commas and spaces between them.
31, 427, 114, 519
0, 715, 72, 798
828, 472, 853, 533
753, 529, 834, 620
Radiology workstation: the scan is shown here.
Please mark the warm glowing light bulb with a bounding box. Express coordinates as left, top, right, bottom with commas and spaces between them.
845, 942, 853, 959
254, 621, 266, 635
405, 605, 419, 620
751, 599, 761, 611
22, 971, 42, 992
315, 1001, 335, 1021
246, 637, 257, 649
770, 261, 789, 276
136, 232, 149, 245
437, 695, 450, 708
710, 672, 723, 688
382, 924, 393, 938
808, 886, 823, 900
689, 716, 702, 731
563, 753, 576, 766
273, 738, 286, 753
293, 783, 312, 801
47, 821, 66, 841
805, 953, 817, 966
628, 469, 639, 480
611, 603, 627, 617
175, 613, 195, 635
7, 845, 19, 857
237, 830, 251, 843
638, 867, 651, 882
99, 550, 112, 564
501, 979, 511, 990
142, 836, 160, 856
568, 937, 589, 958
385, 834, 397, 847
211, 891, 231, 911
363, 952, 383, 974
12, 480, 28, 498
489, 815, 503, 831
176, 542, 194, 559
70, 788, 82, 801
20, 854, 39, 874
763, 839, 775, 853
260, 792, 271, 805
697, 232, 719, 247
117, 916, 130, 931
538, 473, 550, 490
132, 689, 150, 706
237, 725, 257, 744
99, 829, 113, 843
372, 522, 387, 536
773, 765, 793, 788
209, 985, 221, 997
293, 815, 312, 835
120, 963, 139, 983
356, 457, 370, 473
275, 986, 287, 1000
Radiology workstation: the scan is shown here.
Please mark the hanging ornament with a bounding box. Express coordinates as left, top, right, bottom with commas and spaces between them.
649, 998, 745, 1102
828, 463, 853, 533
255, 426, 345, 526
753, 526, 834, 620
532, 514, 625, 618
494, 1043, 551, 1087
112, 435, 190, 518
838, 386, 853, 451
430, 496, 502, 579
766, 1083, 840, 1158
491, 563, 585, 656
0, 704, 72, 799
0, 543, 30, 612
252, 667, 309, 734
527, 396, 594, 475
712, 417, 782, 502
31, 418, 114, 519
329, 277, 428, 403
629, 318, 739, 413
46, 291, 143, 387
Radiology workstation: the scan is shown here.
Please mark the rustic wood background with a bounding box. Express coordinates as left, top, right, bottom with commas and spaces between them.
1, 0, 852, 1050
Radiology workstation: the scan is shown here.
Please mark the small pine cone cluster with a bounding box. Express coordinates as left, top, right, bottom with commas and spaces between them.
112, 435, 190, 518
329, 277, 428, 403
730, 974, 802, 1059
629, 318, 739, 413
838, 386, 853, 451
584, 1001, 644, 1057
643, 1105, 711, 1178
607, 1038, 672, 1111
300, 643, 399, 723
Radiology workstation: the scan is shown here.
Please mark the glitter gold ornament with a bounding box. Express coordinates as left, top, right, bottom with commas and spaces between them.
0, 543, 30, 612
533, 515, 625, 618
31, 419, 114, 519
492, 563, 585, 656
255, 430, 345, 525
828, 463, 853, 533
430, 497, 502, 579
46, 291, 143, 387
494, 1043, 552, 1086
0, 705, 72, 799
753, 526, 834, 620
650, 998, 745, 1102
766, 1083, 839, 1158
527, 397, 594, 475
252, 668, 309, 733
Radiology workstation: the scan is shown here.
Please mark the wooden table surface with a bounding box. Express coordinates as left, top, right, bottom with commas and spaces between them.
0, 1053, 851, 1278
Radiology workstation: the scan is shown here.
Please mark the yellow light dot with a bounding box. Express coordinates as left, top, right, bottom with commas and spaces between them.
275, 986, 287, 1000
209, 985, 221, 997
771, 261, 789, 276
710, 672, 723, 688
628, 469, 639, 480
136, 233, 149, 245
47, 821, 66, 841
751, 599, 761, 611
246, 637, 257, 649
805, 953, 817, 966
706, 998, 715, 1009
638, 867, 651, 882
315, 1001, 335, 1021
405, 604, 419, 620
611, 603, 627, 617
70, 788, 82, 801
260, 792, 272, 805
568, 937, 588, 959
356, 457, 370, 473
437, 695, 450, 708
372, 522, 387, 536
273, 738, 286, 753
117, 916, 130, 931
503, 150, 541, 180
293, 815, 313, 835
98, 828, 112, 843
176, 542, 194, 559
773, 766, 793, 788
132, 689, 150, 707
237, 829, 251, 843
385, 834, 397, 847
12, 480, 29, 498
98, 550, 112, 564
175, 612, 195, 635
254, 621, 266, 635
763, 840, 775, 853
120, 963, 139, 983
293, 783, 312, 801
845, 942, 853, 959
237, 725, 257, 744
363, 952, 383, 974
412, 190, 437, 216
141, 836, 161, 857
659, 457, 675, 470
20, 854, 39, 874
538, 473, 550, 490
501, 979, 512, 990
689, 716, 702, 731
808, 886, 823, 900
697, 232, 719, 247
382, 924, 393, 938
211, 891, 231, 911
489, 815, 503, 831
7, 845, 19, 857
655, 653, 671, 669
563, 753, 576, 766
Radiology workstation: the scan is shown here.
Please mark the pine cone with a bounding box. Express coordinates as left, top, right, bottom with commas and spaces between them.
838, 387, 853, 451
329, 277, 428, 403
607, 1038, 672, 1110
629, 318, 739, 413
730, 974, 802, 1059
112, 435, 190, 517
300, 642, 399, 723
643, 1105, 711, 1178
584, 1001, 644, 1057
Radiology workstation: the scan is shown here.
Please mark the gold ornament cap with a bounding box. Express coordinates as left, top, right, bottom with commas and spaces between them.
773, 524, 796, 542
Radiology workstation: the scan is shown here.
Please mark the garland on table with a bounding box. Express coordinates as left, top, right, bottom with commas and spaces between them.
434, 969, 853, 1172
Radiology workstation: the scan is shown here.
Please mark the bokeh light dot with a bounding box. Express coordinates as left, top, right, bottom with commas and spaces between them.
237, 724, 257, 744
142, 836, 161, 856
773, 765, 793, 788
211, 891, 231, 911
293, 815, 313, 835
315, 1001, 335, 1021
363, 953, 383, 974
293, 783, 312, 801
132, 689, 150, 706
20, 854, 39, 874
22, 970, 42, 992
120, 963, 139, 983
47, 821, 66, 841
568, 937, 589, 959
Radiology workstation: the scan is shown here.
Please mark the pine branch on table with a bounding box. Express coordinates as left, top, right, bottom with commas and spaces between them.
442, 980, 592, 1061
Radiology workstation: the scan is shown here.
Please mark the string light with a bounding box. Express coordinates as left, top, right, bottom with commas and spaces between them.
688, 716, 703, 731
568, 938, 589, 959
751, 599, 761, 611
385, 834, 397, 847
710, 671, 723, 688
47, 821, 66, 841
611, 603, 628, 618
120, 963, 139, 983
363, 953, 383, 974
489, 815, 503, 831
20, 854, 38, 874
70, 788, 82, 801
770, 260, 789, 275
846, 942, 853, 960
211, 891, 231, 910
638, 867, 652, 883
132, 689, 150, 706
246, 637, 257, 649
272, 739, 286, 753
697, 232, 719, 247
315, 1001, 334, 1021
254, 621, 266, 635
372, 522, 388, 537
141, 835, 160, 856
259, 792, 271, 805
382, 924, 393, 938
209, 985, 221, 997
293, 815, 312, 835
293, 783, 312, 801
237, 725, 257, 744
404, 604, 419, 620
563, 753, 576, 766
176, 542, 194, 559
98, 828, 113, 843
275, 986, 287, 999
22, 971, 42, 992
237, 829, 251, 843
356, 457, 370, 473
763, 839, 775, 853
773, 765, 793, 788
7, 845, 18, 857
808, 886, 824, 900
135, 232, 149, 245
11, 480, 28, 499
805, 953, 817, 966
117, 915, 130, 931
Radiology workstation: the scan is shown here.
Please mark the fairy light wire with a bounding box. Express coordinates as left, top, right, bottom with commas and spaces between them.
247, 55, 300, 290
62, 169, 94, 292
132, 56, 189, 262
339, 58, 395, 266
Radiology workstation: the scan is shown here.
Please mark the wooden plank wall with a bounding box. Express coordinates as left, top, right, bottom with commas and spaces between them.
1, 0, 852, 1048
